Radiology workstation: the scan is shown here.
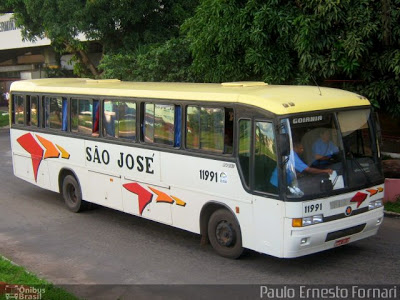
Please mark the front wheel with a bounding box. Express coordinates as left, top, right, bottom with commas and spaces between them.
208, 209, 244, 259
62, 175, 87, 212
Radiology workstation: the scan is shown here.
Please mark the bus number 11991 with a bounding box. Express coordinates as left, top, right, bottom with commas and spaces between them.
304, 203, 322, 214
199, 170, 218, 183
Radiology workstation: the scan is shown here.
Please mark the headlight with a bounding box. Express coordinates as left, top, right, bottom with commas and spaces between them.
368, 199, 383, 210
292, 214, 324, 227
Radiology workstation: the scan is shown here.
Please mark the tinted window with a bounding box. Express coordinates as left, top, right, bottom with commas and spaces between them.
29, 95, 39, 127
13, 95, 24, 125
238, 119, 251, 186
186, 106, 231, 154
103, 100, 136, 141
45, 96, 63, 129
255, 121, 278, 194
186, 106, 200, 149
71, 99, 99, 135
144, 103, 175, 145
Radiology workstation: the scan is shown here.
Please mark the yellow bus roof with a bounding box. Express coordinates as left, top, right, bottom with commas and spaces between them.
10, 78, 370, 115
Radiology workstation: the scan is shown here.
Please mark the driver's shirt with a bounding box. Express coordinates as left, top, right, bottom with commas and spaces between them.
270, 151, 307, 187
312, 138, 339, 159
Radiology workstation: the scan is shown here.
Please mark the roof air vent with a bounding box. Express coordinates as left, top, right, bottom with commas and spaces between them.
86, 79, 121, 84
221, 81, 268, 87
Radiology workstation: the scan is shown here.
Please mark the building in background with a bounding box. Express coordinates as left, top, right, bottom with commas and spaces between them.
0, 13, 101, 106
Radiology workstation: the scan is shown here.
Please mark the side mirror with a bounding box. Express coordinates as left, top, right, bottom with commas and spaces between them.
279, 133, 290, 156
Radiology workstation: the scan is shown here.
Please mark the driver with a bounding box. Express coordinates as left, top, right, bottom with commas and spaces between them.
312, 128, 339, 166
270, 142, 333, 187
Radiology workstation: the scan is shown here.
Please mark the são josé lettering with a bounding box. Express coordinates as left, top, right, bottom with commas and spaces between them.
86, 146, 154, 174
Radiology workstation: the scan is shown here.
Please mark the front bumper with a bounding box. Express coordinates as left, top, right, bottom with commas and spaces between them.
283, 207, 384, 258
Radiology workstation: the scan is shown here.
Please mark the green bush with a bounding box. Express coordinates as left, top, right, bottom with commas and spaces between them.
0, 111, 9, 127
384, 197, 400, 214
99, 38, 197, 82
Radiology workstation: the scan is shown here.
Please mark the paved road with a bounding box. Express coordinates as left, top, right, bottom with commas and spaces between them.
1, 129, 399, 299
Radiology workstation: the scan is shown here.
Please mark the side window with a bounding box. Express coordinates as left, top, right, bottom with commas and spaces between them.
71, 99, 99, 135
201, 107, 224, 152
44, 96, 65, 130
118, 101, 136, 140
78, 99, 92, 134
238, 119, 251, 187
144, 103, 175, 146
144, 103, 155, 143
186, 106, 233, 154
29, 95, 39, 127
103, 100, 136, 141
254, 121, 278, 194
155, 104, 174, 145
13, 95, 24, 125
71, 100, 78, 132
186, 106, 200, 149
103, 100, 117, 137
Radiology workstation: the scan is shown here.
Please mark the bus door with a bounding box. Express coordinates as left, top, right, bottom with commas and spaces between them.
238, 119, 284, 255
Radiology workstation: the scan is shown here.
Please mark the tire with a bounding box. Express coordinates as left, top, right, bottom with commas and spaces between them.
208, 208, 244, 259
62, 175, 87, 212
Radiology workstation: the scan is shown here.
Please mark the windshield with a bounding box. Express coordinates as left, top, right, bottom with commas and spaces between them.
282, 109, 383, 199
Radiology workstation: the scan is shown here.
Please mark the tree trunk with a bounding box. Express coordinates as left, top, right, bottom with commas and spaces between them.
64, 42, 100, 77
77, 49, 100, 77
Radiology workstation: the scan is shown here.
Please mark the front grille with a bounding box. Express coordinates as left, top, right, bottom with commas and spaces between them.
325, 224, 366, 242
323, 207, 369, 223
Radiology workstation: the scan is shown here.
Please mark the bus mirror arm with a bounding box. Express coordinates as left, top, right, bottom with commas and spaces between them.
279, 133, 290, 157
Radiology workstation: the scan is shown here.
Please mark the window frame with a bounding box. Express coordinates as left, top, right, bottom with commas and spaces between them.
12, 94, 25, 125
44, 95, 67, 131
103, 99, 137, 141
185, 104, 234, 155
28, 95, 39, 127
70, 97, 100, 136
143, 102, 177, 147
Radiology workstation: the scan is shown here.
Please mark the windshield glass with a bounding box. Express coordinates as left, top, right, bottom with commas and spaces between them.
339, 109, 382, 187
283, 109, 382, 199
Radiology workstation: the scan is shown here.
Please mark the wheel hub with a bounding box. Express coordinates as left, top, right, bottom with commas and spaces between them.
216, 221, 236, 247
68, 185, 77, 204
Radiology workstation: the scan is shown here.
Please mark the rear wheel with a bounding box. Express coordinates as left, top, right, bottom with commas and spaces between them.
208, 209, 244, 259
62, 175, 87, 212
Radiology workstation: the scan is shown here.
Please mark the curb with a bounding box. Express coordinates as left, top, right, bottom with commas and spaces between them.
384, 210, 400, 218
0, 255, 19, 267
382, 152, 400, 159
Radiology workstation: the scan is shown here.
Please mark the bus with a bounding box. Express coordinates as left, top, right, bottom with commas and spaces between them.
9, 78, 384, 259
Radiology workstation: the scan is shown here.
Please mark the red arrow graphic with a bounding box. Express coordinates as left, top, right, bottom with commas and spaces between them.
123, 183, 153, 215
16, 133, 44, 182
350, 192, 368, 208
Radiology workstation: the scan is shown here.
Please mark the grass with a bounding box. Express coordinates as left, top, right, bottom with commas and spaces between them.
0, 111, 9, 128
0, 256, 78, 300
384, 197, 400, 214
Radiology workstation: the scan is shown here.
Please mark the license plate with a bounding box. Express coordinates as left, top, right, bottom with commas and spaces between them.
334, 237, 350, 247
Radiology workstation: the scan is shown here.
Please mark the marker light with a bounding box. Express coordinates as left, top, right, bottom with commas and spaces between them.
292, 219, 303, 227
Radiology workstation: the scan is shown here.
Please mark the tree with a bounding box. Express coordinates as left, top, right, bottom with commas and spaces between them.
8, 0, 99, 76
183, 0, 400, 116
0, 2, 12, 12
99, 37, 196, 82
7, 0, 198, 77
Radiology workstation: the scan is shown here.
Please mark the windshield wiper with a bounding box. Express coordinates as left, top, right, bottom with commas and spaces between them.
351, 155, 372, 184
